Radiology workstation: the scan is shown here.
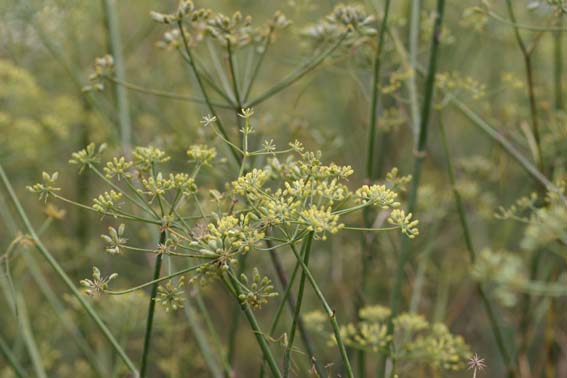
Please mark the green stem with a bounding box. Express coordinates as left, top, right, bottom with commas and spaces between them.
225, 270, 283, 378
106, 262, 205, 295
380, 0, 445, 377
360, 2, 392, 373
107, 76, 233, 109
438, 116, 515, 373
247, 32, 348, 107
554, 14, 564, 111
101, 0, 133, 155
177, 21, 241, 165
0, 164, 139, 376
366, 0, 392, 179
505, 0, 543, 172
243, 28, 273, 102
226, 253, 248, 374
288, 244, 354, 378
283, 233, 314, 378
139, 231, 166, 378
0, 334, 27, 378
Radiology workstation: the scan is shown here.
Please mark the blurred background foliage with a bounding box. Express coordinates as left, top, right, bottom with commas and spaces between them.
0, 0, 566, 377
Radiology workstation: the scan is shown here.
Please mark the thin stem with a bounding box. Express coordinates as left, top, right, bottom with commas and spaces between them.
139, 231, 166, 378
554, 14, 564, 111
380, 1, 446, 377
0, 334, 27, 378
486, 8, 567, 32
0, 164, 139, 376
105, 262, 205, 295
243, 28, 273, 102
247, 33, 348, 107
366, 0, 392, 179
505, 0, 544, 172
177, 21, 241, 164
283, 233, 313, 378
224, 270, 283, 378
227, 39, 243, 110
288, 243, 354, 378
107, 76, 233, 109
17, 295, 47, 378
438, 116, 515, 373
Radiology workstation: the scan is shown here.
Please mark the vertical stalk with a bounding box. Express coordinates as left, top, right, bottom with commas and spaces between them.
16, 295, 47, 378
225, 271, 283, 378
289, 243, 354, 378
553, 14, 564, 111
101, 0, 133, 155
438, 116, 515, 374
283, 233, 313, 378
139, 231, 166, 378
0, 165, 139, 376
366, 0, 392, 179
504, 0, 543, 172
379, 0, 445, 376
260, 243, 324, 378
408, 0, 422, 138
359, 1, 392, 374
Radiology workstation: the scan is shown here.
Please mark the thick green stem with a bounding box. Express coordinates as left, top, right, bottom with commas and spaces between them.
0, 164, 139, 376
380, 0, 445, 376
359, 1, 392, 374
283, 233, 313, 378
366, 0, 392, 179
139, 231, 166, 378
101, 0, 133, 155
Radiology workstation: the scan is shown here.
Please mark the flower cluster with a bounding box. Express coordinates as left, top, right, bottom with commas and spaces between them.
92, 190, 123, 215
238, 268, 278, 310
104, 157, 133, 180
84, 55, 114, 91
306, 304, 470, 371
302, 4, 376, 46
80, 267, 118, 297
133, 146, 171, 171
101, 224, 127, 255
26, 171, 60, 202
388, 209, 419, 239
495, 183, 567, 250
436, 71, 486, 100
155, 277, 186, 312
471, 248, 526, 307
69, 143, 106, 172
186, 144, 217, 165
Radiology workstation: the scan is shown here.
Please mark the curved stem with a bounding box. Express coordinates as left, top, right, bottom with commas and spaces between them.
0, 164, 139, 376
